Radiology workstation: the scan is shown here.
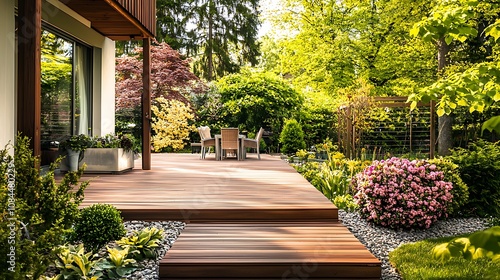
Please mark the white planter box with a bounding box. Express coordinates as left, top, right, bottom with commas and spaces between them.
60, 148, 134, 173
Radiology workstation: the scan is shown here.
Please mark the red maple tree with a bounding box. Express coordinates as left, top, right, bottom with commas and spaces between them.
115, 42, 207, 110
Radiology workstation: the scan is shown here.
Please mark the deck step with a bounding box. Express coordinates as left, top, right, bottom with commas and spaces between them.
120, 208, 338, 223
160, 222, 381, 279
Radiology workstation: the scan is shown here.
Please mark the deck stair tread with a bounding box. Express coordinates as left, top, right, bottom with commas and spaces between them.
160, 223, 381, 279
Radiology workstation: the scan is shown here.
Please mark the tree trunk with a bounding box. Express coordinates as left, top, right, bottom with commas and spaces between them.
207, 0, 214, 81
436, 38, 453, 156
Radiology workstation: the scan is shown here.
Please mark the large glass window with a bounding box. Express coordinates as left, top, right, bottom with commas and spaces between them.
40, 28, 92, 165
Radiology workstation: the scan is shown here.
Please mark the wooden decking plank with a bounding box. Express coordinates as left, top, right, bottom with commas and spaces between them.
160, 223, 380, 279
79, 153, 338, 222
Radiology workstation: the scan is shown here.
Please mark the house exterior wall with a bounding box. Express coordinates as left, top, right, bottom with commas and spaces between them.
42, 0, 116, 137
1, 0, 117, 150
0, 0, 16, 151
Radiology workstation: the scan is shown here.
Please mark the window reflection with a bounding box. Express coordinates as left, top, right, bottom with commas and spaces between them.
40, 29, 92, 165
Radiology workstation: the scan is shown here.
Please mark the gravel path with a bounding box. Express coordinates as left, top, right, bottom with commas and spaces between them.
122, 221, 185, 280
120, 215, 491, 279
338, 210, 491, 279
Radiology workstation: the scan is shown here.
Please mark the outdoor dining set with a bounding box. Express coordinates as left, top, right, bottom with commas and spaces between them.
197, 126, 264, 160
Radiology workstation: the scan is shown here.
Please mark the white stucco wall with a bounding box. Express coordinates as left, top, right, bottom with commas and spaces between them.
99, 38, 117, 136
0, 0, 16, 152
42, 1, 116, 137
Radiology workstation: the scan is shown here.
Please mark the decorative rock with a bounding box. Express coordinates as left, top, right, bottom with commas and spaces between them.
123, 221, 185, 280
338, 210, 490, 280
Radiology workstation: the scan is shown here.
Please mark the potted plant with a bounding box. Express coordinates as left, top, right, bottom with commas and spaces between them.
81, 134, 137, 173
60, 134, 91, 171
59, 134, 138, 173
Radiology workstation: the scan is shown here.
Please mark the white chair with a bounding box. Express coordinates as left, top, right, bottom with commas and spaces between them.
198, 126, 215, 159
220, 128, 240, 160
243, 127, 264, 159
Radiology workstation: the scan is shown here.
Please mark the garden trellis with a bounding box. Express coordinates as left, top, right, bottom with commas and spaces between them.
338, 97, 435, 159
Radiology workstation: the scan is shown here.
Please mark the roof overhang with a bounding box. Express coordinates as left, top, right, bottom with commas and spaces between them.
61, 0, 155, 40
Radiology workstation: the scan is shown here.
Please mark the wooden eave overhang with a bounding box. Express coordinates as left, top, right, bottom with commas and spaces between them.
61, 0, 155, 40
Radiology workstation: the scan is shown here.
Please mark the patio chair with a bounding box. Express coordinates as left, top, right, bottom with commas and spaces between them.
243, 127, 264, 159
198, 126, 215, 159
220, 128, 240, 160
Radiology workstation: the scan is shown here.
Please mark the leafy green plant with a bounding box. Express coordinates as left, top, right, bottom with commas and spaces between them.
0, 135, 88, 279
89, 134, 136, 153
317, 167, 350, 200
432, 226, 500, 265
60, 134, 92, 152
116, 227, 164, 260
333, 194, 359, 212
51, 244, 102, 280
279, 119, 306, 155
294, 149, 313, 163
446, 140, 500, 217
316, 152, 368, 200
292, 151, 370, 205
97, 247, 137, 279
390, 233, 500, 279
73, 204, 126, 252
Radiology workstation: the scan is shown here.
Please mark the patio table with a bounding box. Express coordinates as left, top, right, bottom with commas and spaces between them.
215, 134, 246, 160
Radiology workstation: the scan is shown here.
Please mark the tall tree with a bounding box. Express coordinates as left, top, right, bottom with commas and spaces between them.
261, 0, 437, 96
410, 0, 497, 155
156, 0, 261, 81
115, 42, 207, 111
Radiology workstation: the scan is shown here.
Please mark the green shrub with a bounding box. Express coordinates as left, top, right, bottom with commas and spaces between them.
428, 157, 469, 217
212, 72, 304, 151
0, 135, 89, 279
74, 204, 126, 252
151, 97, 196, 152
279, 119, 306, 155
446, 140, 500, 217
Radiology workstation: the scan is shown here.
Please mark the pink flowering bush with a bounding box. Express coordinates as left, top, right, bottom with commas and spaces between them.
353, 157, 453, 229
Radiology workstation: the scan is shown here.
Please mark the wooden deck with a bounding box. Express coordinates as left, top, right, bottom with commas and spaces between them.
80, 153, 338, 222
79, 153, 381, 279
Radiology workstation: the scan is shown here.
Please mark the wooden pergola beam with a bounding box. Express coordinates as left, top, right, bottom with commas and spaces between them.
17, 0, 42, 158
142, 37, 151, 170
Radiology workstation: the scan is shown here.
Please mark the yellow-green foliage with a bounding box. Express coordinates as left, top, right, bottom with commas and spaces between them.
390, 233, 500, 279
116, 227, 164, 260
151, 97, 196, 152
52, 244, 102, 279
432, 226, 500, 264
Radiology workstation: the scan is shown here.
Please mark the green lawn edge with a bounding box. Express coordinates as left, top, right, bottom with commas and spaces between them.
389, 234, 500, 279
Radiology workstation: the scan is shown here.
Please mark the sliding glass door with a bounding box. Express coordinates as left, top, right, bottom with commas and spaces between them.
40, 28, 92, 165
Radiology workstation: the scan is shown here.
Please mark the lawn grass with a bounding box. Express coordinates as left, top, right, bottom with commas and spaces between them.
389, 234, 500, 279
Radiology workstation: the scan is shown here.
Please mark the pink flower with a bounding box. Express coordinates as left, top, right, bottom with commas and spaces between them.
353, 157, 452, 229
